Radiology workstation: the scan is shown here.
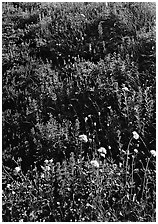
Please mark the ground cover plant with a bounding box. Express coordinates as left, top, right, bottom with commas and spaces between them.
2, 2, 156, 222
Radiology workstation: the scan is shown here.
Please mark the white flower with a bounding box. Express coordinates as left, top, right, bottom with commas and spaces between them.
98, 147, 107, 155
132, 131, 139, 140
150, 150, 156, 157
49, 159, 53, 163
90, 160, 99, 168
14, 167, 21, 174
134, 149, 138, 154
44, 159, 49, 164
79, 134, 88, 143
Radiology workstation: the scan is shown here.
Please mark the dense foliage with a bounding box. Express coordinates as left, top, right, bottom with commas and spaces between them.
2, 2, 156, 222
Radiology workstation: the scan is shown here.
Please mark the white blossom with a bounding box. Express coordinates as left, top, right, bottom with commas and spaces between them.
90, 160, 99, 168
79, 134, 88, 143
98, 147, 107, 155
132, 131, 139, 140
14, 167, 21, 174
44, 159, 49, 164
134, 149, 138, 154
150, 150, 156, 157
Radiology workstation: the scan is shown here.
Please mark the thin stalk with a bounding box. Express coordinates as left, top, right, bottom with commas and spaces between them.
125, 138, 132, 185
131, 155, 135, 199
2, 165, 15, 182
141, 157, 150, 201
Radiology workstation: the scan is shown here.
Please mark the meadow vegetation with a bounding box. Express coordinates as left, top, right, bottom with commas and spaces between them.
2, 2, 156, 221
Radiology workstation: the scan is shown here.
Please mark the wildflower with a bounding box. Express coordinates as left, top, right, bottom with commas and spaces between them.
79, 134, 88, 143
90, 160, 99, 168
14, 166, 21, 174
134, 149, 138, 154
150, 150, 156, 157
44, 159, 49, 164
98, 147, 107, 155
49, 159, 53, 163
132, 131, 139, 140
